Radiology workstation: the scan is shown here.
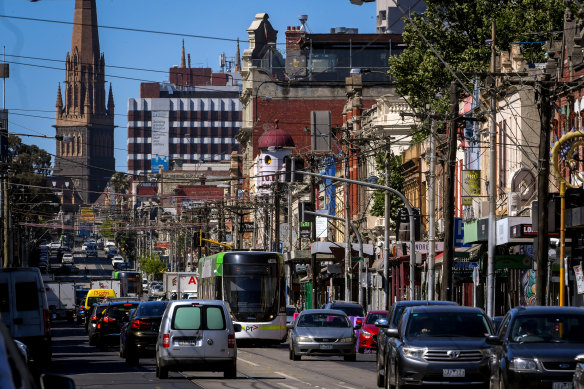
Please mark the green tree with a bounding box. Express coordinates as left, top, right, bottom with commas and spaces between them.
370, 152, 405, 230
139, 253, 166, 281
99, 219, 115, 240
389, 0, 566, 116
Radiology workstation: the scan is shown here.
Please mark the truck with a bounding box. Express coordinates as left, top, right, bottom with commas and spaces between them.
162, 272, 198, 300
90, 279, 122, 298
44, 280, 76, 322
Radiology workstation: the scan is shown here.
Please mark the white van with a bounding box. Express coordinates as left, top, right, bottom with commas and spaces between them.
155, 299, 241, 379
0, 267, 52, 363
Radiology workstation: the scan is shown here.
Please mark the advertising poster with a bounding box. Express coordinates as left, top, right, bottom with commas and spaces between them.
462, 170, 481, 206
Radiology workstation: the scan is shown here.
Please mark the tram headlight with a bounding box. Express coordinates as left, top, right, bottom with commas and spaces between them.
269, 314, 274, 320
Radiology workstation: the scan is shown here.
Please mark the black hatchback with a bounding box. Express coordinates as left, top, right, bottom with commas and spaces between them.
487, 306, 584, 389
119, 300, 168, 366
95, 301, 140, 351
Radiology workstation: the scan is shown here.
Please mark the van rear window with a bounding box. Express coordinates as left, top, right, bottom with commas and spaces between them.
15, 282, 39, 311
0, 283, 8, 312
172, 305, 226, 330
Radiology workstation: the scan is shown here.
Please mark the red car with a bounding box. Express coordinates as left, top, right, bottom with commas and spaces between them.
357, 310, 388, 353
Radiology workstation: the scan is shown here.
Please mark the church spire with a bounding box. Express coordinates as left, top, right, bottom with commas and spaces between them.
180, 39, 186, 68
56, 83, 63, 110
234, 38, 241, 72
107, 83, 115, 115
71, 0, 100, 65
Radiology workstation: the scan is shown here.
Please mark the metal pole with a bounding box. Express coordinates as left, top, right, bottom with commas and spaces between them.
345, 155, 352, 302
427, 119, 436, 300
384, 149, 390, 309
487, 20, 497, 317
560, 181, 566, 306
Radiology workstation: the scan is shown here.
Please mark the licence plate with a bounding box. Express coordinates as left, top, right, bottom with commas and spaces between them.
176, 340, 196, 346
320, 344, 333, 350
553, 383, 573, 389
443, 369, 465, 378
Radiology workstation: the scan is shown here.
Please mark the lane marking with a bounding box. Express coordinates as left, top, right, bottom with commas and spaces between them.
238, 357, 259, 366
335, 384, 357, 389
275, 372, 312, 386
277, 384, 299, 389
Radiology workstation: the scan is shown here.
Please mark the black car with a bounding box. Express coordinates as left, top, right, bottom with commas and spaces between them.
383, 305, 493, 388
96, 301, 140, 350
488, 306, 584, 389
87, 303, 109, 346
119, 300, 168, 366
375, 300, 458, 387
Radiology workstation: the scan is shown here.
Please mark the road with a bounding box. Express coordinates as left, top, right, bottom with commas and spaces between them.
42, 320, 377, 389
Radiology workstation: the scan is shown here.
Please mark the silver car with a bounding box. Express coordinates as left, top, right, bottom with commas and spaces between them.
287, 309, 360, 361
155, 299, 241, 379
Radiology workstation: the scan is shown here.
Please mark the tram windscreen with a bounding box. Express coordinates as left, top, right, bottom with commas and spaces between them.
223, 263, 278, 322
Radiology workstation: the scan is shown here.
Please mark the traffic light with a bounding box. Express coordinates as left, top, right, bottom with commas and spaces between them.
299, 201, 315, 223
284, 156, 305, 182
193, 230, 201, 248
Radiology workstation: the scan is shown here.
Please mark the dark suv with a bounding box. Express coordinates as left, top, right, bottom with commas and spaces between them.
487, 306, 584, 389
384, 305, 493, 387
375, 300, 457, 387
95, 301, 140, 350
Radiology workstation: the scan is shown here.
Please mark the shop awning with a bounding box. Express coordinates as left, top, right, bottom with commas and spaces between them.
310, 241, 375, 258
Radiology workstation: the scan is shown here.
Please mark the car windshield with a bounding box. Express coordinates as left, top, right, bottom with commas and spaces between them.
332, 305, 364, 317
366, 312, 386, 325
138, 302, 168, 317
286, 307, 296, 316
297, 313, 350, 328
406, 311, 492, 338
510, 314, 584, 343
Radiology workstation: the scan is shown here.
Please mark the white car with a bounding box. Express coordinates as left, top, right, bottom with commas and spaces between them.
111, 256, 125, 269
62, 253, 74, 264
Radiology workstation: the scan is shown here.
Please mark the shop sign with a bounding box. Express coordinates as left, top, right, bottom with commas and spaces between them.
495, 255, 532, 269
574, 265, 584, 294
510, 224, 536, 238
462, 170, 481, 205
299, 221, 311, 238
453, 261, 479, 269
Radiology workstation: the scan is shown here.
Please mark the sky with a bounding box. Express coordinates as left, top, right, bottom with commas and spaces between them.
0, 0, 377, 173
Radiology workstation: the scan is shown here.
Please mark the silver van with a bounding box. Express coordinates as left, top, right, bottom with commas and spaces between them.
155, 299, 241, 379
0, 267, 52, 364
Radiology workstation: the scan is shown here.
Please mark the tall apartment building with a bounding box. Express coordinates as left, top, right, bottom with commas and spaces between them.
127, 43, 242, 176
376, 0, 426, 33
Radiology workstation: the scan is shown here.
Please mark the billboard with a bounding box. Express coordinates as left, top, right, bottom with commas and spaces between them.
151, 109, 169, 172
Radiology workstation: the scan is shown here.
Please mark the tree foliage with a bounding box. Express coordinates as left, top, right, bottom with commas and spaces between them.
370, 152, 405, 229
389, 0, 566, 115
139, 253, 166, 280
99, 219, 115, 240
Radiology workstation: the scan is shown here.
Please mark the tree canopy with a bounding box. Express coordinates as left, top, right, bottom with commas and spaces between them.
389, 0, 566, 114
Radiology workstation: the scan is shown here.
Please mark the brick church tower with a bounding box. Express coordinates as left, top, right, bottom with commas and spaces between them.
54, 0, 115, 204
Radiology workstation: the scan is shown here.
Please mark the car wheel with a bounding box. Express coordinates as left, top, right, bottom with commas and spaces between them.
119, 341, 125, 358
224, 360, 237, 379
156, 364, 168, 379
290, 345, 300, 361
377, 366, 385, 387
344, 353, 357, 362
385, 360, 395, 389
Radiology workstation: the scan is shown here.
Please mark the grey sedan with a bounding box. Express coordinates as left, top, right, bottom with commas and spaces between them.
287, 309, 360, 361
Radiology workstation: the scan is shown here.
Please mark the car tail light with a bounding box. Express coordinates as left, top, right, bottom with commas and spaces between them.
97, 323, 101, 329
163, 334, 170, 348
102, 316, 116, 323
91, 315, 97, 322
228, 334, 235, 348
43, 309, 51, 336
356, 319, 363, 326
131, 319, 152, 330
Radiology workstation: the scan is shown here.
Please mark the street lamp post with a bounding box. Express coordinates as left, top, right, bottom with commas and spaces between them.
295, 170, 417, 301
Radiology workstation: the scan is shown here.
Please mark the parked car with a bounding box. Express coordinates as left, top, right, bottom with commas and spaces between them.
287, 308, 360, 362
357, 310, 388, 353
95, 301, 140, 351
384, 305, 493, 388
375, 299, 458, 387
0, 267, 52, 364
488, 306, 584, 389
120, 300, 169, 365
155, 299, 241, 379
85, 247, 98, 257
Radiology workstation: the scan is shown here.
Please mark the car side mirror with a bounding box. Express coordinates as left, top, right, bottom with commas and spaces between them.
575, 354, 584, 363
375, 318, 389, 328
384, 328, 399, 338
486, 334, 503, 345
41, 373, 76, 389
233, 323, 242, 333
286, 323, 295, 329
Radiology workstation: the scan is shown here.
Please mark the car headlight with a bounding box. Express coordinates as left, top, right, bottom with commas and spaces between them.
510, 358, 539, 372
361, 329, 372, 337
340, 337, 354, 342
296, 336, 313, 342
402, 346, 426, 361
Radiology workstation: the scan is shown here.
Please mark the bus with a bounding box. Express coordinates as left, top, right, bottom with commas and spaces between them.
112, 271, 143, 296
197, 251, 287, 343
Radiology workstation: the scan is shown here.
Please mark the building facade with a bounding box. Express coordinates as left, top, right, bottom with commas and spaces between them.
54, 0, 115, 204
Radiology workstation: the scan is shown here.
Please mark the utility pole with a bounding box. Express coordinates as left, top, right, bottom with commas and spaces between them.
345, 152, 352, 302
310, 157, 318, 309
487, 20, 497, 317
383, 148, 390, 309
427, 118, 437, 300
274, 176, 281, 254
287, 160, 294, 306
441, 81, 459, 301
536, 74, 551, 306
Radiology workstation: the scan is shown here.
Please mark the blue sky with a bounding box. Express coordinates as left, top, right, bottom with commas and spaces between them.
0, 0, 376, 172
